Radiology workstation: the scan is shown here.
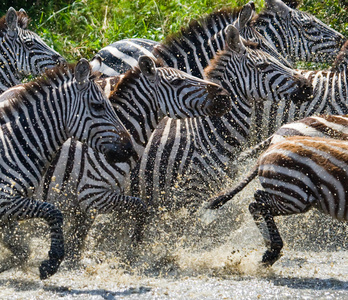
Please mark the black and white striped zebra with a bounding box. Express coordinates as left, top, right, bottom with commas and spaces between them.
253, 0, 345, 64
206, 42, 348, 210
124, 0, 345, 209
35, 55, 232, 262
0, 59, 134, 279
90, 38, 159, 76
208, 136, 348, 265
0, 7, 63, 93
135, 24, 347, 210
252, 38, 348, 140
208, 114, 348, 209
90, 1, 291, 77
130, 25, 312, 210
90, 0, 345, 76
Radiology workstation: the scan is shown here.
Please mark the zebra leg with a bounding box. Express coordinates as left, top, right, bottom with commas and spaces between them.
79, 191, 148, 259
249, 190, 283, 266
64, 210, 94, 266
0, 221, 30, 272
1, 198, 65, 279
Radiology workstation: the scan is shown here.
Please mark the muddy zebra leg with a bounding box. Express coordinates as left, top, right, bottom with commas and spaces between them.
249, 190, 284, 266
0, 198, 65, 279
64, 210, 94, 266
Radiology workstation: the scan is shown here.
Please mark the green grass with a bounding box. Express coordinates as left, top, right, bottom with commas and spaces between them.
2, 0, 347, 62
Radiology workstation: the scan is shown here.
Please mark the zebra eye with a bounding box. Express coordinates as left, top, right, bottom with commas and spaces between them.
24, 40, 35, 49
302, 22, 313, 31
256, 62, 269, 70
90, 102, 105, 113
170, 78, 183, 86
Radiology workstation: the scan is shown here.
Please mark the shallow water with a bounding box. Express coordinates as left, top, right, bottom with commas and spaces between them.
1, 165, 348, 299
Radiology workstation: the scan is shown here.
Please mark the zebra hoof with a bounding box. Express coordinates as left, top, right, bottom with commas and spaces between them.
261, 249, 282, 267
39, 258, 62, 280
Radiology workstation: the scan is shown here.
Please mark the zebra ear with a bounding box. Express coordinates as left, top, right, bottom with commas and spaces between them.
90, 54, 103, 73
6, 7, 18, 33
236, 1, 255, 30
138, 55, 157, 82
75, 58, 91, 90
19, 8, 27, 15
265, 0, 292, 18
225, 25, 246, 54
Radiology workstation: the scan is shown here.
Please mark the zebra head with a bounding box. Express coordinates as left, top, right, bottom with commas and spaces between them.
2, 7, 64, 82
254, 0, 345, 64
67, 59, 134, 164
137, 55, 232, 118
233, 1, 291, 68
205, 25, 313, 106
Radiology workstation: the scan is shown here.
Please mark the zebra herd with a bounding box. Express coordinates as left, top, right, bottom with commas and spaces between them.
0, 0, 347, 279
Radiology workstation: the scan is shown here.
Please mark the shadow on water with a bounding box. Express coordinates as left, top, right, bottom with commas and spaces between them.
270, 275, 348, 291
0, 278, 151, 299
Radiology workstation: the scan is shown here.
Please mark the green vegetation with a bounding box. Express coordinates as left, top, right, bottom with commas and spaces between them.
2, 0, 347, 62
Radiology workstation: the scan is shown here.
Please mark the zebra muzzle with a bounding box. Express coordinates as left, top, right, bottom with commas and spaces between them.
206, 85, 232, 117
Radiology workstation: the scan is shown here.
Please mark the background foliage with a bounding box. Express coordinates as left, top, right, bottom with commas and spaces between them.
1, 0, 347, 62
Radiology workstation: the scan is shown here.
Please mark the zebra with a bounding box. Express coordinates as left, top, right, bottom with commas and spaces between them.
119, 0, 345, 208
0, 58, 135, 279
207, 136, 348, 266
231, 38, 348, 161
0, 7, 64, 93
207, 114, 348, 209
90, 0, 345, 76
134, 21, 347, 210
89, 38, 159, 76
35, 55, 232, 262
252, 37, 348, 141
253, 0, 346, 64
130, 25, 312, 210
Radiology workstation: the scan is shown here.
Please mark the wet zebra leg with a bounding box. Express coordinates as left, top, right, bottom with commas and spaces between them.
1, 198, 64, 279
249, 190, 283, 266
0, 221, 30, 272
27, 200, 64, 280
64, 210, 94, 266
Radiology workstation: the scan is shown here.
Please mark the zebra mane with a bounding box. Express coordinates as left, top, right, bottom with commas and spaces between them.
110, 58, 164, 98
331, 40, 348, 71
3, 63, 80, 111
0, 10, 30, 31
204, 39, 260, 78
154, 7, 243, 53
204, 38, 259, 80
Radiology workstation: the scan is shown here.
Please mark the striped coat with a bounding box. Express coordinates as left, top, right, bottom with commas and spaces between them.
208, 136, 348, 265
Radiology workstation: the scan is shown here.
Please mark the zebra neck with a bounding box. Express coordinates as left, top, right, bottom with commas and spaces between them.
0, 86, 68, 166
111, 80, 164, 155
0, 37, 22, 92
253, 14, 293, 64
302, 67, 348, 115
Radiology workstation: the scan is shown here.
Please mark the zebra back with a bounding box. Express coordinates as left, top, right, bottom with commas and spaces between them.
91, 0, 345, 77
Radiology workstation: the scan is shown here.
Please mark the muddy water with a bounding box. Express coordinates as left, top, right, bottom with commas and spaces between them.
1, 163, 348, 299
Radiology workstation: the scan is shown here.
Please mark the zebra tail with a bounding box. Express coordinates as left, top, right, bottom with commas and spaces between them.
206, 163, 259, 209
236, 135, 274, 164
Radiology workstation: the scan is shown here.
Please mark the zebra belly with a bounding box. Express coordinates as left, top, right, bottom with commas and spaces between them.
258, 137, 348, 221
